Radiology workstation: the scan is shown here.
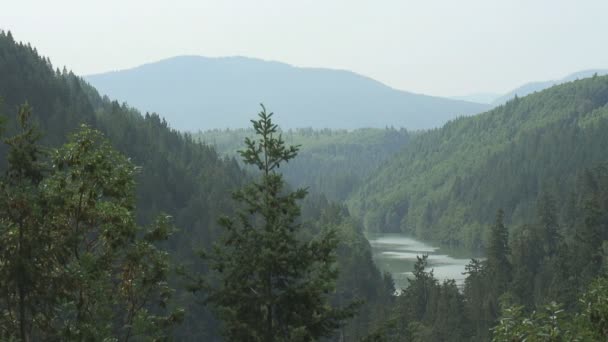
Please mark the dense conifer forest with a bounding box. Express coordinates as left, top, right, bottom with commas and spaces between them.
349, 76, 608, 249
2, 29, 608, 341
0, 31, 392, 341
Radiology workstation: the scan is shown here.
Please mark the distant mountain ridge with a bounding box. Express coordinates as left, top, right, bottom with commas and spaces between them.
492, 69, 608, 105
85, 56, 490, 131
450, 92, 501, 104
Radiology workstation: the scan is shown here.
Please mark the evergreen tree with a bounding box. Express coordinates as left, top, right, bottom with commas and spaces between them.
536, 191, 559, 256
429, 279, 470, 341
508, 224, 542, 305
390, 255, 436, 340
487, 210, 511, 290
463, 258, 492, 341
479, 210, 512, 333
207, 105, 355, 341
574, 165, 608, 283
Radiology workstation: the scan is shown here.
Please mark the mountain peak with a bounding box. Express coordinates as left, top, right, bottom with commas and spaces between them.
85, 57, 490, 131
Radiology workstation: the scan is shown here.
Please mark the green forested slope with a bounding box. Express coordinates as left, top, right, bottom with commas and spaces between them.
349, 75, 608, 248
0, 31, 391, 340
0, 30, 245, 256
0, 31, 247, 338
197, 127, 411, 201
5, 29, 608, 341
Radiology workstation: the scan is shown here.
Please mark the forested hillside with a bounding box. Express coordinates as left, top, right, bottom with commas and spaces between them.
368, 163, 608, 340
0, 31, 392, 340
5, 0, 608, 339
0, 29, 245, 259
197, 127, 411, 201
0, 30, 247, 338
349, 75, 608, 248
85, 55, 490, 131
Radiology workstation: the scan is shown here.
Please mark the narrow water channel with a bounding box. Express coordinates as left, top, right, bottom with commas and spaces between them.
367, 233, 478, 290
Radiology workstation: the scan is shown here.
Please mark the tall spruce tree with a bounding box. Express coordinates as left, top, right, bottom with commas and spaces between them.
536, 191, 559, 256
487, 210, 511, 285
463, 258, 491, 341
207, 105, 355, 341
485, 209, 511, 319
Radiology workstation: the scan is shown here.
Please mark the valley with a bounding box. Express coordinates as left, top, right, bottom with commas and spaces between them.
2, 10, 608, 339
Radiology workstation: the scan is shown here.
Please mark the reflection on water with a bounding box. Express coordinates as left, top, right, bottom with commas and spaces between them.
368, 234, 478, 290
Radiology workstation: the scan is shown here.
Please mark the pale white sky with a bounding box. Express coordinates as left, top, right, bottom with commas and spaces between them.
1, 0, 607, 97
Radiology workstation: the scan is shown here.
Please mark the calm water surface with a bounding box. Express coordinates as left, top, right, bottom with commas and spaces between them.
367, 233, 479, 290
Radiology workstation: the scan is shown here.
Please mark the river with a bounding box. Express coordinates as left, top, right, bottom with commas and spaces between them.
367, 233, 479, 290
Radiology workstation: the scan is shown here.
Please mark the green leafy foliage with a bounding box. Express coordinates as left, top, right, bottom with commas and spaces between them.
579, 277, 608, 338
492, 277, 608, 342
492, 303, 577, 342
0, 108, 180, 340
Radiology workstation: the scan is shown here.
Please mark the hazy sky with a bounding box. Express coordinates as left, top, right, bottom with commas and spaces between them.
2, 0, 607, 97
